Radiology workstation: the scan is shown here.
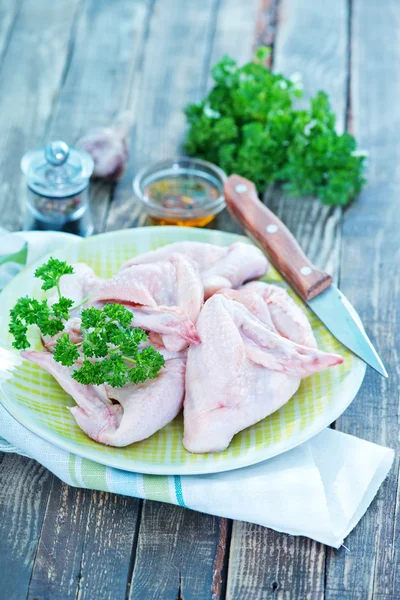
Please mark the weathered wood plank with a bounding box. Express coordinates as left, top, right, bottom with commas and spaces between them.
129, 502, 230, 600
226, 1, 349, 598
104, 1, 232, 597
274, 0, 348, 128
0, 454, 53, 600
77, 491, 140, 600
226, 525, 326, 600
0, 2, 81, 597
28, 480, 141, 600
0, 0, 83, 231
26, 2, 153, 597
206, 0, 260, 87
28, 483, 92, 600
0, 0, 22, 69
209, 0, 261, 236
45, 0, 151, 233
105, 0, 220, 231
116, 2, 260, 597
325, 1, 400, 598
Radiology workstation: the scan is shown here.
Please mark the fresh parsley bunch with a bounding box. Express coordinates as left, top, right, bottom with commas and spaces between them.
184, 47, 366, 206
9, 258, 165, 387
9, 258, 75, 350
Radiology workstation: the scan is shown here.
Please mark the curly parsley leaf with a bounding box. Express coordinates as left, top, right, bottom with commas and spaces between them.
34, 257, 74, 294
52, 297, 74, 320
129, 346, 166, 384
71, 360, 105, 386
53, 333, 79, 366
53, 301, 163, 387
9, 296, 64, 349
102, 303, 133, 328
184, 49, 366, 206
98, 354, 129, 388
9, 318, 29, 350
10, 260, 165, 388
67, 304, 164, 387
80, 306, 104, 329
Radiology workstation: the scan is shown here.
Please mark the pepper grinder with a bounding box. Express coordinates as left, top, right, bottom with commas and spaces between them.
21, 140, 94, 236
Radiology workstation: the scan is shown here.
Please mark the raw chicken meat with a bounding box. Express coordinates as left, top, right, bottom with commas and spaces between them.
118, 304, 200, 351
183, 295, 343, 453
219, 281, 317, 348
23, 239, 343, 453
51, 256, 202, 352
122, 241, 268, 298
89, 253, 203, 350
91, 254, 199, 313
21, 350, 111, 414
216, 288, 276, 331
57, 263, 101, 307
22, 349, 186, 447
43, 263, 101, 348
42, 316, 83, 349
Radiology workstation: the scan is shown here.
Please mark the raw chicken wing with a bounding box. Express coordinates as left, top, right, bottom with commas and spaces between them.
183, 295, 342, 453
219, 281, 317, 348
56, 263, 101, 307
122, 241, 268, 298
90, 253, 203, 350
118, 304, 200, 351
52, 256, 202, 352
22, 349, 186, 447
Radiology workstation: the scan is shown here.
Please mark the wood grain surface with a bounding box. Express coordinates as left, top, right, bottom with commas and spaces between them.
28, 483, 141, 600
129, 503, 230, 600
45, 0, 152, 234
324, 1, 400, 598
225, 1, 349, 598
105, 0, 220, 231
0, 0, 83, 231
0, 0, 398, 598
0, 455, 52, 600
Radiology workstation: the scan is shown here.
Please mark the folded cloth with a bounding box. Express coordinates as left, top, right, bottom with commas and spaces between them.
0, 231, 394, 548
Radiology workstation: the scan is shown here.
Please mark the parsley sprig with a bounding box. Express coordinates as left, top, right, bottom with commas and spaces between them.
35, 257, 74, 296
9, 258, 165, 387
184, 47, 366, 206
57, 304, 165, 387
9, 297, 71, 350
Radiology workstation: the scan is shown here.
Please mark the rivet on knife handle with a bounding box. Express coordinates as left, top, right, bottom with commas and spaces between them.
224, 174, 332, 301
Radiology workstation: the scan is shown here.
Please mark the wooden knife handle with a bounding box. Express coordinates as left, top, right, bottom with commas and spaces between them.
224, 174, 332, 301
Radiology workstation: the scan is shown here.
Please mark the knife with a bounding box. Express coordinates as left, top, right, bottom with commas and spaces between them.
224, 174, 388, 378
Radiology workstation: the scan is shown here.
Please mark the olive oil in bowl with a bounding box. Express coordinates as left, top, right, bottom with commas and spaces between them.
133, 158, 226, 227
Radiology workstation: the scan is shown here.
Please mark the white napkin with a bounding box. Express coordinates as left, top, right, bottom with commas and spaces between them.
0, 231, 394, 548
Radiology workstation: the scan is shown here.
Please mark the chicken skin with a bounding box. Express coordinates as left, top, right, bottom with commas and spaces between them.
22, 349, 186, 447
183, 295, 343, 453
122, 241, 268, 298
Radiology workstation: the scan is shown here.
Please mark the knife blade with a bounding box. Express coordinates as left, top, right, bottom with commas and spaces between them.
224, 174, 388, 378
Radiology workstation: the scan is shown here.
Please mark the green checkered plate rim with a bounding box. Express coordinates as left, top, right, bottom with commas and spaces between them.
0, 227, 366, 475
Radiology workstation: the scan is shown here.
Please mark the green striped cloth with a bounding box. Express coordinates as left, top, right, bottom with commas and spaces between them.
0, 231, 394, 548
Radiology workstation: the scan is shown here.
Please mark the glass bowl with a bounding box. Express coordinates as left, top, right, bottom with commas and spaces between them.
133, 157, 227, 226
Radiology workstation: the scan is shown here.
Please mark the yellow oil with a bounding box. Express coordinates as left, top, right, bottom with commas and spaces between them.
144, 174, 220, 228
147, 214, 216, 227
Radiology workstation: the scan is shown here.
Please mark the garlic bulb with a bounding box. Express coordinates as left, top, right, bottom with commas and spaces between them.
77, 111, 132, 181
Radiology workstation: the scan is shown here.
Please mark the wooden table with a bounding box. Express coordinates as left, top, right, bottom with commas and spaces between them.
0, 0, 397, 598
